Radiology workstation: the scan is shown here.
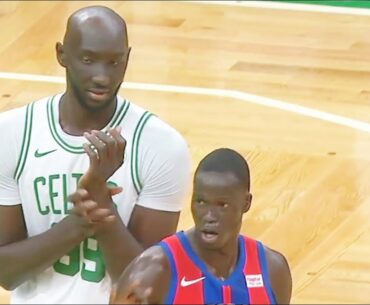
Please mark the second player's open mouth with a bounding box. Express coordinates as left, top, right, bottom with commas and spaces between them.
201, 230, 219, 243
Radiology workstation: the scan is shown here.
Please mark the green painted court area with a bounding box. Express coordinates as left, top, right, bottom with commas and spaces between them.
277, 1, 370, 8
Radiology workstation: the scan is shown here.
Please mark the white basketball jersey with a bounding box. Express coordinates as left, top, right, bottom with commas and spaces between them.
9, 93, 174, 304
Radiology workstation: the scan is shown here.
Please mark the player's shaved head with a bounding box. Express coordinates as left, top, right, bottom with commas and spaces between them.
195, 148, 251, 191
56, 5, 131, 113
63, 6, 128, 49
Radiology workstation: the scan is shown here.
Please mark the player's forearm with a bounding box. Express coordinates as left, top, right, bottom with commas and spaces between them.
0, 215, 86, 290
96, 205, 144, 283
78, 180, 144, 282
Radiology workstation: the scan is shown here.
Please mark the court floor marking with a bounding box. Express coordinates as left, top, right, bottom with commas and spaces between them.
186, 0, 370, 16
1, 71, 370, 133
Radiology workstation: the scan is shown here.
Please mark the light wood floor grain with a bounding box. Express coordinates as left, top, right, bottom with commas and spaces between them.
1, 1, 370, 303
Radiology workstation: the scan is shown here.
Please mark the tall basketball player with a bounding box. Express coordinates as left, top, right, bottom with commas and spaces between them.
0, 5, 191, 304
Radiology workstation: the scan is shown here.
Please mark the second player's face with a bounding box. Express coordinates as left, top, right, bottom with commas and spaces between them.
66, 25, 130, 112
191, 171, 250, 251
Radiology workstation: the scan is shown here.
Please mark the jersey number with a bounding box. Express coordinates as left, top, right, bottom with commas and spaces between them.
53, 236, 105, 283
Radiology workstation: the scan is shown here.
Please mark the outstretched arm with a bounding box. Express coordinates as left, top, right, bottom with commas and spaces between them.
110, 245, 171, 304
265, 246, 293, 304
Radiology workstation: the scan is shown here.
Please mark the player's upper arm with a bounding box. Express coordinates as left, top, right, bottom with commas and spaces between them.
265, 246, 292, 304
0, 107, 28, 246
0, 205, 27, 246
0, 107, 25, 207
111, 245, 171, 304
135, 115, 191, 212
128, 116, 191, 247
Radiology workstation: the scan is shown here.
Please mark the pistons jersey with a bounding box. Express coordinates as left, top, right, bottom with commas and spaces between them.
159, 232, 277, 304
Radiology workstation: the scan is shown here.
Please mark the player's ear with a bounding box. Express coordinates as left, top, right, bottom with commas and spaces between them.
56, 42, 67, 68
243, 192, 252, 213
127, 46, 132, 61
121, 47, 131, 81
124, 47, 131, 69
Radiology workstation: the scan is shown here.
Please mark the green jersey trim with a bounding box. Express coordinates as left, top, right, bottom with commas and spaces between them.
14, 103, 34, 181
47, 96, 130, 154
130, 111, 154, 194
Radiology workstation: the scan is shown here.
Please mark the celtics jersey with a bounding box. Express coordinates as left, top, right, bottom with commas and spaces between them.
0, 94, 191, 304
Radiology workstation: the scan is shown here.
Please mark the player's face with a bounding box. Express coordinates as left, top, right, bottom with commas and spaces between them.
191, 171, 251, 250
64, 25, 130, 111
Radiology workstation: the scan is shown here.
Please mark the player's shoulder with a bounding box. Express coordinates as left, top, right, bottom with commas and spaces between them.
132, 245, 169, 269
0, 96, 52, 132
242, 235, 290, 271
0, 104, 30, 139
263, 244, 290, 269
0, 96, 50, 120
262, 245, 292, 303
0, 104, 27, 123
126, 99, 188, 150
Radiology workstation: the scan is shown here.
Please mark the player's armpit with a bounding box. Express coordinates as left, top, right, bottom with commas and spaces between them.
128, 205, 180, 249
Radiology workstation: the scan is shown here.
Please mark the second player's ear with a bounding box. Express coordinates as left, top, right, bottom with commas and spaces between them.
56, 42, 67, 67
127, 46, 132, 61
243, 192, 252, 213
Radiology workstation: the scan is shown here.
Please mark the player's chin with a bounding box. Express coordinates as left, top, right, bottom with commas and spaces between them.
84, 95, 114, 110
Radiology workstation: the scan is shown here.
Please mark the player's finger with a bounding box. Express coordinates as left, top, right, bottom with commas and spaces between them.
88, 208, 114, 222
84, 131, 107, 159
141, 287, 152, 305
109, 186, 123, 196
108, 127, 126, 158
83, 142, 99, 166
103, 215, 116, 223
94, 130, 116, 145
68, 188, 90, 204
93, 130, 117, 157
72, 200, 98, 216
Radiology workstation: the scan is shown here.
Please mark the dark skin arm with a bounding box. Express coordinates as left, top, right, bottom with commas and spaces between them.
110, 246, 170, 304
110, 242, 292, 305
265, 246, 293, 304
0, 189, 115, 290
80, 127, 181, 282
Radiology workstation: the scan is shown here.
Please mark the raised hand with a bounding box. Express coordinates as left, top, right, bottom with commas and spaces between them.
81, 126, 126, 186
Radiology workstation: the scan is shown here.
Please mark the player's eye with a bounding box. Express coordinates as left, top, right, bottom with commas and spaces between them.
218, 202, 229, 208
82, 56, 92, 64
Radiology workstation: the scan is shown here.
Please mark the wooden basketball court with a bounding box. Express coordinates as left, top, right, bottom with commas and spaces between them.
1, 1, 370, 303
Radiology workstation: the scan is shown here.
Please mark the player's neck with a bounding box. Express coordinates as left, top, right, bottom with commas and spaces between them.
59, 92, 117, 136
188, 230, 239, 280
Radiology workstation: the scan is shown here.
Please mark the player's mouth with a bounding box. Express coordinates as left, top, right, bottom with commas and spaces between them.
201, 229, 219, 243
87, 89, 110, 101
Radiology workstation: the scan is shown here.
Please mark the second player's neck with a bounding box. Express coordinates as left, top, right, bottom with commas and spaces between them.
189, 231, 239, 280
59, 93, 117, 136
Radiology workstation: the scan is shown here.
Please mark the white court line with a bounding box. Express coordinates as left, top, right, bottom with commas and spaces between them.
1, 71, 370, 133
185, 0, 370, 16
